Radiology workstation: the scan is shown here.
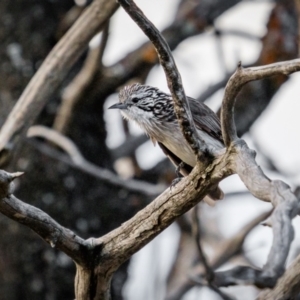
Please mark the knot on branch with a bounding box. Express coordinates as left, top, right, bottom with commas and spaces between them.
0, 170, 23, 198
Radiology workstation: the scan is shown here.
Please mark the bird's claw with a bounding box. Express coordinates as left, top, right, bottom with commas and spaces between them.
170, 177, 182, 189
170, 162, 185, 189
175, 162, 185, 177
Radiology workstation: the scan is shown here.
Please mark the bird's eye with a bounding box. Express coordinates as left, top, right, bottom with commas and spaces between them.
131, 97, 139, 103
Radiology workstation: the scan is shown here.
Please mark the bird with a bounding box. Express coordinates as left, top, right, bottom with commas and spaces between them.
109, 83, 224, 204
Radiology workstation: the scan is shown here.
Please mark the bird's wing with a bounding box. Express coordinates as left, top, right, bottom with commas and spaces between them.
187, 97, 223, 144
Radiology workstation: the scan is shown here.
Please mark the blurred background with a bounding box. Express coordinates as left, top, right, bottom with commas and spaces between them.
0, 0, 300, 299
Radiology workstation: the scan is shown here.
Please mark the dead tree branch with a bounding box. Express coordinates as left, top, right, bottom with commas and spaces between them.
166, 210, 272, 300
221, 59, 300, 146
0, 170, 88, 265
220, 60, 300, 286
191, 207, 234, 300
53, 21, 110, 134
0, 0, 118, 158
191, 207, 214, 282
0, 152, 230, 299
27, 126, 165, 197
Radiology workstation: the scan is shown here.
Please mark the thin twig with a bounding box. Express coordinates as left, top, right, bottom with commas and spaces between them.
165, 210, 272, 300
191, 207, 234, 300
213, 29, 228, 75
191, 207, 214, 282
27, 125, 166, 196
215, 28, 261, 41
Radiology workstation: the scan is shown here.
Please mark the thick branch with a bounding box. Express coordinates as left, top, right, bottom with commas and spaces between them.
93, 156, 232, 275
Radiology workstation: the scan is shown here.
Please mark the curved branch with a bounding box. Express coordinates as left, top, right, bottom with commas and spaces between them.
53, 21, 110, 134
219, 58, 300, 284
117, 0, 210, 163
0, 170, 88, 265
230, 140, 300, 286
27, 126, 166, 197
221, 59, 300, 146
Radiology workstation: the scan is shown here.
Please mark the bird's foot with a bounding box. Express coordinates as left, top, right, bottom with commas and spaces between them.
170, 177, 182, 188
170, 162, 185, 189
175, 162, 185, 177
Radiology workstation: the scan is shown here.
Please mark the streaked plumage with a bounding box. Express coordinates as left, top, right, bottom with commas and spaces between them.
109, 83, 224, 201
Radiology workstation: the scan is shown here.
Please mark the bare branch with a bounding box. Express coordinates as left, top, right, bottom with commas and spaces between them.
0, 169, 88, 265
93, 157, 231, 274
191, 207, 214, 282
166, 210, 271, 300
230, 140, 300, 286
221, 59, 300, 146
0, 0, 118, 156
258, 251, 300, 299
209, 210, 272, 269
212, 266, 262, 287
117, 0, 210, 163
53, 21, 110, 134
27, 126, 166, 197
215, 28, 261, 41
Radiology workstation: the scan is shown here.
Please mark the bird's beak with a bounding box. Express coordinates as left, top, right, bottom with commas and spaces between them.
108, 103, 127, 110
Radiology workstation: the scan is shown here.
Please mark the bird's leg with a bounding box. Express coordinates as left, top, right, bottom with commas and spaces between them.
171, 162, 185, 188
175, 161, 185, 177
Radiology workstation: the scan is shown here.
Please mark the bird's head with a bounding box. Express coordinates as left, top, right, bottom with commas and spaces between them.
109, 83, 175, 130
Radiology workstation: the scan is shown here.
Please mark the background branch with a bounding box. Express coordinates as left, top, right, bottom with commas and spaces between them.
0, 170, 88, 265
27, 126, 165, 197
53, 21, 110, 134
0, 0, 118, 158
